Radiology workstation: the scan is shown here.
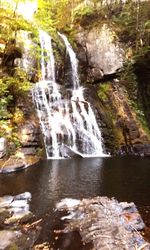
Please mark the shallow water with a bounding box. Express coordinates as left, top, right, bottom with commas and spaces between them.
0, 156, 150, 248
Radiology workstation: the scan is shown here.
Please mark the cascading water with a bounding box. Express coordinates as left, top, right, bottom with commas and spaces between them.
33, 30, 106, 158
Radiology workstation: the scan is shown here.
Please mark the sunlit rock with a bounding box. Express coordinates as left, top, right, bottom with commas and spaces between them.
76, 24, 124, 82
0, 195, 13, 208
0, 230, 22, 249
56, 198, 80, 211
0, 192, 41, 249
56, 197, 150, 250
15, 192, 32, 201
5, 210, 33, 225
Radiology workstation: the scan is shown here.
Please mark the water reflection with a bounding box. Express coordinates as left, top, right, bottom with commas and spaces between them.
0, 156, 150, 217
0, 156, 150, 247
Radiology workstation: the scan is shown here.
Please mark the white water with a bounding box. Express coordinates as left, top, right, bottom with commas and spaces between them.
58, 32, 80, 90
33, 30, 105, 158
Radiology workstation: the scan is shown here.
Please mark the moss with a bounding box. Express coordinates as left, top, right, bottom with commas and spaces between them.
98, 83, 111, 102
97, 83, 123, 151
128, 99, 150, 138
9, 244, 18, 250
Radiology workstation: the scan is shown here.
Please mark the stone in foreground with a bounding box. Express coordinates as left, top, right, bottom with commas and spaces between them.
0, 192, 41, 250
56, 196, 150, 250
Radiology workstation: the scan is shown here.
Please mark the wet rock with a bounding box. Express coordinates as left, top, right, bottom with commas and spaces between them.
10, 199, 30, 209
0, 209, 11, 228
133, 144, 150, 156
0, 163, 26, 174
0, 192, 41, 249
56, 197, 150, 250
91, 82, 150, 155
18, 122, 41, 147
0, 230, 22, 249
5, 211, 33, 225
0, 193, 33, 226
0, 226, 41, 250
60, 144, 83, 158
0, 196, 13, 208
19, 147, 36, 155
135, 52, 150, 129
0, 155, 40, 174
14, 192, 32, 201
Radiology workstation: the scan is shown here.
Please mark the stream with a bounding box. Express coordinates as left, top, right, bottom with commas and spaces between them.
0, 156, 150, 249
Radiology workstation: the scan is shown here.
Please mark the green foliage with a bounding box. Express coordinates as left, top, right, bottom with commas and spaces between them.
35, 0, 78, 33
11, 131, 21, 147
98, 83, 111, 102
112, 1, 150, 54
74, 5, 94, 20
0, 78, 13, 119
119, 61, 138, 101
35, 0, 56, 34
0, 69, 31, 120
3, 69, 31, 98
0, 5, 35, 43
128, 98, 150, 136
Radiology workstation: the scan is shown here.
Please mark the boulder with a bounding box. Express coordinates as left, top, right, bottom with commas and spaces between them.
56, 197, 150, 250
0, 230, 22, 249
0, 227, 41, 250
5, 210, 33, 225
18, 122, 41, 148
0, 192, 41, 249
76, 24, 124, 82
60, 144, 83, 158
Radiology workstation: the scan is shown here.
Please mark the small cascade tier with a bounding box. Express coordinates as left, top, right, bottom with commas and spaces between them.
33, 30, 106, 158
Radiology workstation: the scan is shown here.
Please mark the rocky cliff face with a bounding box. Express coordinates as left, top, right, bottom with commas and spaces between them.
76, 24, 124, 83
75, 23, 150, 155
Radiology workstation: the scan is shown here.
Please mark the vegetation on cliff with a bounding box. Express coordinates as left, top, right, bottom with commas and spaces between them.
0, 0, 150, 155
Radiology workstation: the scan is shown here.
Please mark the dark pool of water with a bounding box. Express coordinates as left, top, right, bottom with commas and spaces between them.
0, 156, 150, 248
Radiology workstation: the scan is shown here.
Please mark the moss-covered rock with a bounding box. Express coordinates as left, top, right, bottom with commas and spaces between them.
97, 81, 150, 155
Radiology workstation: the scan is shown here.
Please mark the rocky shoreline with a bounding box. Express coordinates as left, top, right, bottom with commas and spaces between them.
0, 155, 41, 174
56, 197, 150, 250
0, 193, 150, 249
0, 192, 41, 249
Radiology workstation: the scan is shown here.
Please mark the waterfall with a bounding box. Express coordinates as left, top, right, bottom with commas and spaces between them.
58, 32, 80, 89
33, 30, 106, 158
